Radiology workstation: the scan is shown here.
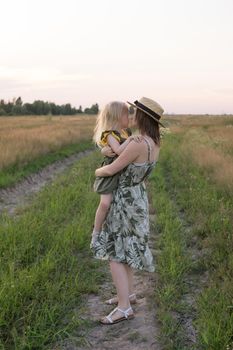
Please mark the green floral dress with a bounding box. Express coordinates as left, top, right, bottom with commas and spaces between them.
91, 137, 156, 273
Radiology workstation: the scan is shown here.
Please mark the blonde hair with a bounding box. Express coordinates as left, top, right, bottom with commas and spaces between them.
93, 101, 128, 144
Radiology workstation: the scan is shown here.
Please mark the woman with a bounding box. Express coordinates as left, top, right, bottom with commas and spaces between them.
91, 97, 165, 325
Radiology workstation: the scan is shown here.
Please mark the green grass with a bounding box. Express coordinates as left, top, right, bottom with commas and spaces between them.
149, 161, 193, 349
149, 133, 233, 349
0, 139, 94, 189
1, 129, 232, 349
0, 150, 104, 349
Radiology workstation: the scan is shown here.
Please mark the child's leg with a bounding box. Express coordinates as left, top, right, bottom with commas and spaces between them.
93, 193, 112, 232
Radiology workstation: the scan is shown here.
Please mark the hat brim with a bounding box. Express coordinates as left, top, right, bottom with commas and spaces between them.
127, 101, 166, 128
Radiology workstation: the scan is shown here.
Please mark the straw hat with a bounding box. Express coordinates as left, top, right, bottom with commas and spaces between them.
127, 97, 165, 127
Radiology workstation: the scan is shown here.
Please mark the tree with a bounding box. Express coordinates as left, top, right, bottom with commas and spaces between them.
23, 103, 34, 115
12, 105, 22, 115
49, 102, 58, 115
84, 103, 99, 114
64, 103, 72, 115
4, 101, 14, 114
0, 97, 100, 116
77, 105, 83, 113
33, 100, 45, 115
92, 103, 99, 114
43, 102, 51, 115
15, 97, 23, 106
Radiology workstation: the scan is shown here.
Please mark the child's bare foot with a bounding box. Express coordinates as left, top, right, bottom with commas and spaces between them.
105, 293, 137, 305
90, 230, 99, 249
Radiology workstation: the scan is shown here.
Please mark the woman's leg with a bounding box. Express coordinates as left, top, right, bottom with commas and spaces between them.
104, 263, 136, 304
109, 261, 131, 309
99, 261, 134, 323
125, 264, 135, 295
93, 193, 112, 232
101, 261, 134, 323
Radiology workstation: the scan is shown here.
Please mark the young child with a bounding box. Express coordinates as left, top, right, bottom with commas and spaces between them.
90, 101, 139, 248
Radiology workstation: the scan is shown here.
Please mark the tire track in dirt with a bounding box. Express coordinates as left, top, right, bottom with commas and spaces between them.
53, 212, 162, 350
162, 169, 209, 349
172, 207, 209, 349
0, 149, 93, 217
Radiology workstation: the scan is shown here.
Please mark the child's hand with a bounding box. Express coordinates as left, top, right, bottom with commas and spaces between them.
101, 146, 116, 157
128, 135, 143, 143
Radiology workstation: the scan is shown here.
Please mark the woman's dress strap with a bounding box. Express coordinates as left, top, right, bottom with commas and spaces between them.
143, 136, 152, 162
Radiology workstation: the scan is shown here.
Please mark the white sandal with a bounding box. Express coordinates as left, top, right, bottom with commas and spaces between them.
105, 293, 137, 305
100, 306, 134, 325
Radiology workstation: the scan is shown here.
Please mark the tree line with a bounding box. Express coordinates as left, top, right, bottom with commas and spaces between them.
0, 97, 99, 116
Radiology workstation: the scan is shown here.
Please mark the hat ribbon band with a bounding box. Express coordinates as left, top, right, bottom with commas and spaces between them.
134, 100, 161, 120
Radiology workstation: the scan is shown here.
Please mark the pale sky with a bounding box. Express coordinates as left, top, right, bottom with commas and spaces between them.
1, 0, 233, 113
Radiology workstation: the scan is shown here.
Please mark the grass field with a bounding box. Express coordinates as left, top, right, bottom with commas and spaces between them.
150, 114, 233, 349
0, 115, 96, 188
0, 115, 96, 170
0, 114, 232, 349
0, 152, 104, 349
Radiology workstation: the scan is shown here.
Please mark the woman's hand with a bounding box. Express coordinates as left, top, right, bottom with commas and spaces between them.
95, 166, 110, 177
101, 146, 116, 157
95, 168, 101, 176
95, 140, 141, 177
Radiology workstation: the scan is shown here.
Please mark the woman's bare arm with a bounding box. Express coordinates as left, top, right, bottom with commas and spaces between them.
95, 141, 140, 176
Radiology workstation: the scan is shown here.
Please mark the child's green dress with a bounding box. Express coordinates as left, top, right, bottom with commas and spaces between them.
93, 128, 132, 194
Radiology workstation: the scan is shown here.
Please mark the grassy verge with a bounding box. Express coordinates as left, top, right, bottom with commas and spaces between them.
0, 140, 94, 189
149, 133, 233, 349
0, 151, 104, 349
149, 160, 193, 349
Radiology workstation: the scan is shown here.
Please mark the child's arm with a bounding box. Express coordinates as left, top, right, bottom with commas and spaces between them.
107, 134, 137, 156
95, 140, 140, 177
101, 145, 116, 157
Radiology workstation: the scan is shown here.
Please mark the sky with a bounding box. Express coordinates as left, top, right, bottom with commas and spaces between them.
0, 0, 233, 114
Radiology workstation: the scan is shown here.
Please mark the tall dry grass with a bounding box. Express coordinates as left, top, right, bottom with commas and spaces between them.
186, 143, 233, 190
204, 125, 233, 155
165, 114, 233, 128
165, 115, 233, 191
0, 115, 96, 170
